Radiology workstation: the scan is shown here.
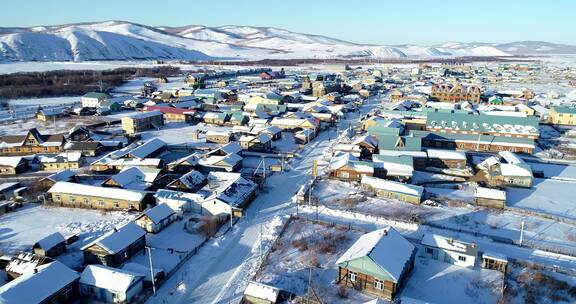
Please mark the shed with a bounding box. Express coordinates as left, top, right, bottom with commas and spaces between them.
134, 203, 178, 233
474, 187, 506, 209
33, 232, 67, 258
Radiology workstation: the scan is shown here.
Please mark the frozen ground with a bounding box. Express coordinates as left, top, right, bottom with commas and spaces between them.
0, 115, 111, 136
0, 204, 134, 268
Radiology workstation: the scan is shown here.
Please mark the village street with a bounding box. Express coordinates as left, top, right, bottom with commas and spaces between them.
147, 97, 380, 304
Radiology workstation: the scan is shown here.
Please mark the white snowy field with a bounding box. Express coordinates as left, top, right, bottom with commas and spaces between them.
529, 162, 576, 181
400, 256, 503, 304
0, 204, 134, 266
0, 61, 197, 75
507, 178, 576, 219
0, 115, 112, 136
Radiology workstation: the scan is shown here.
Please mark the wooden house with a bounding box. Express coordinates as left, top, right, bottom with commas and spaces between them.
205, 130, 233, 144
361, 176, 423, 205
36, 107, 68, 122
197, 172, 258, 217
203, 112, 229, 125
474, 187, 506, 209
142, 105, 194, 122
0, 156, 29, 175
166, 153, 200, 173
67, 125, 92, 142
102, 166, 162, 191
65, 141, 104, 157
33, 232, 67, 258
239, 134, 272, 152
0, 260, 79, 304
481, 252, 508, 273
0, 128, 65, 156
79, 265, 144, 304
39, 169, 75, 191
81, 222, 146, 267
336, 227, 416, 301
421, 234, 477, 268
198, 153, 243, 173
329, 153, 374, 181
134, 203, 178, 233
47, 181, 150, 211
37, 152, 83, 171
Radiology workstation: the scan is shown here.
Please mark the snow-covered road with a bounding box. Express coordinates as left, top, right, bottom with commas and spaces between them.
147, 97, 380, 304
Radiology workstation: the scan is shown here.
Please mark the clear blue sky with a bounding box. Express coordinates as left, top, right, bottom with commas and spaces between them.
3, 0, 575, 45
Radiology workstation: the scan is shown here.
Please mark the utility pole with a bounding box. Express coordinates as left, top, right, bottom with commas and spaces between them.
146, 246, 156, 295
519, 217, 525, 246
307, 266, 312, 304
259, 223, 263, 262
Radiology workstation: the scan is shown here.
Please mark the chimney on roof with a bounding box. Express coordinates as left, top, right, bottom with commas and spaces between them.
113, 227, 118, 233
33, 268, 38, 274
382, 229, 388, 236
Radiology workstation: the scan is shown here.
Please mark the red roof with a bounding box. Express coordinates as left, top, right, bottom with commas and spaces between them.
143, 106, 194, 115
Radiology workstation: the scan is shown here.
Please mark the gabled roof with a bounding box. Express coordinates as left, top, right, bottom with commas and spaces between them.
336, 227, 415, 283
83, 92, 108, 99
0, 261, 79, 304
48, 181, 147, 202
128, 138, 166, 159
171, 170, 206, 189
137, 203, 175, 225
361, 176, 423, 197
81, 222, 145, 254
80, 264, 143, 293
34, 232, 66, 250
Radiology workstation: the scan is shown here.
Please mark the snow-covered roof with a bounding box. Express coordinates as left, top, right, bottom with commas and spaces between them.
107, 166, 160, 190
498, 151, 524, 165
336, 227, 415, 283
80, 265, 143, 293
123, 110, 163, 120
200, 172, 257, 207
128, 138, 166, 159
500, 163, 532, 177
81, 222, 145, 254
43, 169, 75, 182
361, 176, 423, 197
0, 156, 26, 167
48, 181, 147, 202
482, 252, 508, 262
138, 203, 175, 224
34, 232, 66, 250
175, 170, 206, 188
0, 261, 78, 304
474, 186, 506, 201
244, 281, 280, 302
421, 234, 478, 256
426, 149, 466, 160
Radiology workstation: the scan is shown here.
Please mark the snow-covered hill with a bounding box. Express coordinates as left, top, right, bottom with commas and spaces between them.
1, 21, 574, 62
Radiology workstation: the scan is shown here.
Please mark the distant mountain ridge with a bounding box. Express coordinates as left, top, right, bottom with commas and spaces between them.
0, 21, 574, 62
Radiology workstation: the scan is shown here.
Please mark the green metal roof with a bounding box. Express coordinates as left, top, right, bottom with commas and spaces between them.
551, 106, 576, 114
426, 112, 539, 134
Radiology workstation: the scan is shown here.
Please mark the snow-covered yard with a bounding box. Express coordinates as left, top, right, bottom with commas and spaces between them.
400, 256, 503, 304
0, 204, 135, 268
254, 218, 374, 303
507, 178, 576, 220
313, 179, 576, 255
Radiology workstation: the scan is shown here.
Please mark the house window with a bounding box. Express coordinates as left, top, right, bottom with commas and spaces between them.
348, 271, 357, 282
374, 279, 384, 290
113, 201, 120, 208
458, 255, 467, 262
69, 196, 76, 203
54, 194, 61, 202
425, 247, 433, 254
98, 200, 105, 207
